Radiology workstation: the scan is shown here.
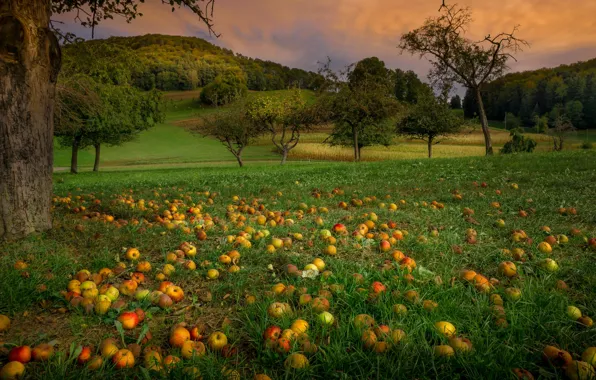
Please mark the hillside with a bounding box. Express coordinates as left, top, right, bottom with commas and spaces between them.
62, 34, 323, 92
471, 58, 596, 128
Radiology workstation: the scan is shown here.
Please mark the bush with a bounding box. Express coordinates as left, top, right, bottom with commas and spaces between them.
200, 73, 248, 106
500, 129, 537, 154
581, 141, 594, 150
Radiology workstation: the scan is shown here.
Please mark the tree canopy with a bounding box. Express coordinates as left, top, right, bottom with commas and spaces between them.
397, 94, 464, 157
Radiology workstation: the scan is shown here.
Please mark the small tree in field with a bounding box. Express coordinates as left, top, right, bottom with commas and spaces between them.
397, 95, 464, 158
399, 1, 529, 156
317, 57, 399, 161
191, 107, 261, 167
246, 90, 317, 165
549, 116, 576, 151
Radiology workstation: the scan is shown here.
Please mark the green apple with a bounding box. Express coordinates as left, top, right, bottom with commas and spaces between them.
318, 311, 334, 325
567, 306, 582, 320
541, 258, 559, 272
135, 289, 150, 301
105, 286, 120, 302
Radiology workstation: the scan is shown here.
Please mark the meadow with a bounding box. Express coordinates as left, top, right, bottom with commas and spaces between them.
53, 90, 594, 171
1, 151, 596, 379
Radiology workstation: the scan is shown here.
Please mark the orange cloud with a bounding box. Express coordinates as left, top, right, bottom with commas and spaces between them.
56, 0, 596, 78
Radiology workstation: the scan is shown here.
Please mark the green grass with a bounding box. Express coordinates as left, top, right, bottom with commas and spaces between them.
1, 151, 596, 379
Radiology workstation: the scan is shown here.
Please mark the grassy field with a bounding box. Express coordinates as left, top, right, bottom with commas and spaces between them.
1, 151, 596, 379
53, 90, 594, 170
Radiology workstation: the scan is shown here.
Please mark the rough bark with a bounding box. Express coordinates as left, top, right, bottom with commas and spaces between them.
475, 87, 494, 156
0, 0, 61, 239
93, 143, 100, 172
70, 135, 81, 174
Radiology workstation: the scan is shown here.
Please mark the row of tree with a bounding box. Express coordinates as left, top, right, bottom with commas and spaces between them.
463, 59, 596, 129
194, 57, 466, 165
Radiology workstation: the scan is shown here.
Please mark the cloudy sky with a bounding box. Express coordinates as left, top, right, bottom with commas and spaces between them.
58, 0, 596, 80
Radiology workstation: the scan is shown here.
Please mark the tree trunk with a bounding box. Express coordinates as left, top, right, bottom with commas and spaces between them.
0, 0, 61, 239
475, 87, 493, 156
428, 139, 433, 158
93, 143, 100, 172
281, 148, 288, 165
352, 126, 360, 162
235, 154, 243, 167
70, 136, 81, 174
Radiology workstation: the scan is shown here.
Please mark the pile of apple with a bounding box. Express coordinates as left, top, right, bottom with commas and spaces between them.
541, 345, 596, 380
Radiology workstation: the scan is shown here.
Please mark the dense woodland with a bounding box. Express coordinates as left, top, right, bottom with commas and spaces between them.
465, 58, 596, 129
61, 34, 324, 93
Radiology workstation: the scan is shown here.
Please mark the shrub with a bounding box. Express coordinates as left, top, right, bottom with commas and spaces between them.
500, 129, 537, 154
581, 141, 594, 150
200, 73, 248, 106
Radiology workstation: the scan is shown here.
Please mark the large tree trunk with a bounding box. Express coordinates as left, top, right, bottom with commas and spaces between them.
0, 0, 62, 239
70, 136, 81, 174
93, 143, 100, 172
475, 87, 493, 156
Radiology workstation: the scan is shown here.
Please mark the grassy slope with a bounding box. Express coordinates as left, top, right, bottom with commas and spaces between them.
1, 151, 595, 379
53, 89, 594, 170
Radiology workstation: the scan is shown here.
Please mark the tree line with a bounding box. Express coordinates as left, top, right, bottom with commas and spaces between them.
463, 58, 596, 129
66, 34, 324, 93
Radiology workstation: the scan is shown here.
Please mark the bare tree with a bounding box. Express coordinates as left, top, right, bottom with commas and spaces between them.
549, 116, 576, 152
399, 2, 529, 155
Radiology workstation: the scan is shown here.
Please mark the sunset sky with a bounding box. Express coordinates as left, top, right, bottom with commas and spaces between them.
58, 0, 596, 80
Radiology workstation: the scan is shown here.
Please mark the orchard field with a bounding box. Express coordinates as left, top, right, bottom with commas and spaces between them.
1, 151, 596, 379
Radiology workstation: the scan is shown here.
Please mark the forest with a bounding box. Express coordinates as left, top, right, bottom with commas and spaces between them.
61, 34, 324, 93
464, 58, 596, 129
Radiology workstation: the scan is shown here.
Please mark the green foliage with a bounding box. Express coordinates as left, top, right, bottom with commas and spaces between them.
505, 112, 521, 130
450, 94, 462, 109
534, 115, 549, 133
200, 71, 248, 106
393, 69, 428, 104
462, 88, 478, 118
483, 58, 596, 129
318, 57, 400, 161
189, 105, 260, 166
500, 129, 537, 154
581, 141, 594, 149
62, 35, 323, 93
397, 95, 464, 157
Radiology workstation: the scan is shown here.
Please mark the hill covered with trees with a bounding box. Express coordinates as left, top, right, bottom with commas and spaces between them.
62, 34, 324, 93
464, 58, 596, 129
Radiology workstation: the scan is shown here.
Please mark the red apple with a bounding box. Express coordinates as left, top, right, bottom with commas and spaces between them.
118, 311, 140, 330
8, 346, 31, 363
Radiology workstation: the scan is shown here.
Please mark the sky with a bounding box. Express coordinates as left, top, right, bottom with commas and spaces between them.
57, 0, 596, 82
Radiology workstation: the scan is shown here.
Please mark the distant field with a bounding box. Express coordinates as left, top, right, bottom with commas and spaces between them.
53, 90, 594, 170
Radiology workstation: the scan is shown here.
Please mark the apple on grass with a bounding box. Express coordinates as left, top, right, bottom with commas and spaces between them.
318, 312, 335, 326
208, 332, 228, 351
118, 311, 140, 330
0, 362, 26, 379
8, 346, 31, 364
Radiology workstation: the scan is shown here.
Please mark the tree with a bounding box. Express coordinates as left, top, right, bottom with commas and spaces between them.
55, 76, 164, 173
462, 88, 478, 118
246, 90, 317, 165
396, 94, 464, 157
190, 106, 261, 167
318, 57, 399, 161
534, 115, 549, 134
504, 112, 521, 130
450, 95, 462, 109
399, 2, 529, 155
0, 0, 215, 239
200, 70, 248, 106
393, 69, 427, 104
549, 116, 576, 151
